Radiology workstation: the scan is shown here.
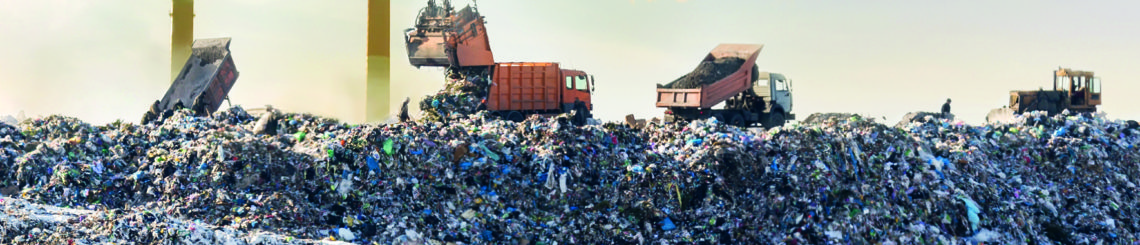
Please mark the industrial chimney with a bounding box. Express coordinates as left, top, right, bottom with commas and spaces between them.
171, 0, 193, 83
366, 0, 390, 122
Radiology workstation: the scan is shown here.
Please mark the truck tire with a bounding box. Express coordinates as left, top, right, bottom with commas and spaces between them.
729, 114, 746, 128
768, 112, 786, 129
507, 111, 525, 123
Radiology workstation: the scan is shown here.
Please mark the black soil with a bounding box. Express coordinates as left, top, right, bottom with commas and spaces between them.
666, 57, 747, 89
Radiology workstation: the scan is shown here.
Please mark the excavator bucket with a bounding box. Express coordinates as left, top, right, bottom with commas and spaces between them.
404, 1, 494, 68
405, 28, 450, 67
405, 1, 452, 67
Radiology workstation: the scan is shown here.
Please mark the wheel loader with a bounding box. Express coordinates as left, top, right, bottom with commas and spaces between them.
987, 67, 1102, 124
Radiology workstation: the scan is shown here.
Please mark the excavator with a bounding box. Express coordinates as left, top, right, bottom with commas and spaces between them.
403, 0, 595, 125
987, 67, 1102, 124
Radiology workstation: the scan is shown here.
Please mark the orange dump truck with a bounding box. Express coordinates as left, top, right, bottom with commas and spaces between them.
486, 62, 594, 123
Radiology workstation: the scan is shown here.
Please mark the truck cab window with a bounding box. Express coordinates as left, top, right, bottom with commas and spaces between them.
566, 76, 573, 89
774, 80, 789, 91
575, 76, 589, 91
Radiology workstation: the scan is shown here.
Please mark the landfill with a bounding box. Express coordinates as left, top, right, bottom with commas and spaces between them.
2, 106, 1140, 244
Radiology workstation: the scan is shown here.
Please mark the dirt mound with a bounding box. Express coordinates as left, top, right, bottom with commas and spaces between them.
665, 57, 746, 89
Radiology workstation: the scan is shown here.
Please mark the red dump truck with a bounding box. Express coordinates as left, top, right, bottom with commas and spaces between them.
656, 44, 795, 129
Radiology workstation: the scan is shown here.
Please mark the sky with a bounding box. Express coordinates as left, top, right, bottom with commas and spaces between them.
2, 1, 1139, 125
0, 0, 367, 124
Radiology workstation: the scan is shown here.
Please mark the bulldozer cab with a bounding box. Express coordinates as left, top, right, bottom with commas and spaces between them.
1054, 68, 1101, 108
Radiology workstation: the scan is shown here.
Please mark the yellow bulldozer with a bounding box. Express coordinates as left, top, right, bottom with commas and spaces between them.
987, 67, 1102, 123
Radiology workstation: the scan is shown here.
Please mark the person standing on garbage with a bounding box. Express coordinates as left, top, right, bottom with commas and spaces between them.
941, 98, 952, 118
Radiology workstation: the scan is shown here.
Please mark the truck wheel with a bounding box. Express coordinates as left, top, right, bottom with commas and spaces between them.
507, 111, 525, 123
729, 114, 746, 128
768, 112, 786, 129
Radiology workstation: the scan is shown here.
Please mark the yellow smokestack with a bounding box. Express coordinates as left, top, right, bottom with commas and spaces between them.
171, 0, 193, 82
366, 0, 390, 123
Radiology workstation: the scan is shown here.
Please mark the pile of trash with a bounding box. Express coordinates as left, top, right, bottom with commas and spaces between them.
801, 112, 863, 125
2, 107, 1140, 244
418, 67, 493, 122
0, 196, 346, 244
896, 111, 953, 127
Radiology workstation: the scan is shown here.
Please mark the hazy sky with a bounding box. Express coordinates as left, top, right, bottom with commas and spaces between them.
0, 0, 366, 124
3, 1, 1138, 125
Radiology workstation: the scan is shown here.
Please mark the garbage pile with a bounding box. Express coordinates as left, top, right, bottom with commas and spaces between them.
2, 107, 1140, 244
897, 111, 953, 127
0, 196, 338, 244
801, 112, 863, 125
419, 67, 493, 122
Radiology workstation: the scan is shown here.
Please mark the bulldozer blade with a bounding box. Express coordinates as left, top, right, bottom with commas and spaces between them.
986, 107, 1017, 125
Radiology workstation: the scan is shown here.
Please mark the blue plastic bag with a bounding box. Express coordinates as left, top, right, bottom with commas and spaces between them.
661, 217, 676, 231
366, 156, 379, 172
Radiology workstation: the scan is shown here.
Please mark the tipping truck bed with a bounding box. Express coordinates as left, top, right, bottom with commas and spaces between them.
143, 38, 239, 123
655, 44, 763, 109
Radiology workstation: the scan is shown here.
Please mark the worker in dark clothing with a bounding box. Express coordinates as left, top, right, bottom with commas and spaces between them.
941, 98, 952, 119
398, 97, 411, 123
